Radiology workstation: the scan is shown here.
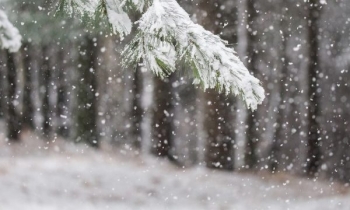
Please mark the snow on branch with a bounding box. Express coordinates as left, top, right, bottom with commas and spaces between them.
0, 10, 22, 52
121, 0, 151, 12
122, 0, 265, 110
57, 0, 132, 38
58, 0, 265, 110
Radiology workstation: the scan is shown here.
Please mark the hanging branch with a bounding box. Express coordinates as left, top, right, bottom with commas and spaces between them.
57, 0, 265, 110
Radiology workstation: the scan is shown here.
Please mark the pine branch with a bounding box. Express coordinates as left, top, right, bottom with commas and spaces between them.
57, 0, 265, 110
122, 0, 265, 110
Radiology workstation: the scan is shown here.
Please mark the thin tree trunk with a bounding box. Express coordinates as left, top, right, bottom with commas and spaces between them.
0, 52, 4, 118
41, 45, 52, 139
244, 0, 260, 169
269, 16, 289, 172
131, 64, 143, 149
22, 42, 35, 130
56, 49, 69, 138
151, 74, 175, 159
75, 36, 99, 148
306, 0, 323, 176
5, 50, 21, 141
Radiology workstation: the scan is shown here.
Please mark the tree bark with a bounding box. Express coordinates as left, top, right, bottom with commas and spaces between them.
5, 50, 21, 141
131, 64, 143, 149
41, 45, 52, 139
244, 0, 260, 169
75, 36, 99, 148
204, 90, 235, 170
0, 52, 4, 118
269, 15, 289, 172
22, 42, 35, 130
56, 48, 69, 138
151, 75, 175, 159
196, 0, 237, 170
306, 0, 323, 176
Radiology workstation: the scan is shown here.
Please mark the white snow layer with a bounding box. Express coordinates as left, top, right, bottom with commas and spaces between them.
105, 0, 132, 39
123, 0, 265, 110
0, 10, 22, 52
0, 124, 349, 210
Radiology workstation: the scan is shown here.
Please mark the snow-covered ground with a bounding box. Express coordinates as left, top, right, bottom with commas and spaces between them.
0, 124, 349, 210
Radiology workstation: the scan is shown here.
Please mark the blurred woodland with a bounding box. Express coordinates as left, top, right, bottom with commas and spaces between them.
1, 0, 350, 183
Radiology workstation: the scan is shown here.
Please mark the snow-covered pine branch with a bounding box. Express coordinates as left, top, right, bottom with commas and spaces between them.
0, 10, 22, 52
58, 0, 265, 110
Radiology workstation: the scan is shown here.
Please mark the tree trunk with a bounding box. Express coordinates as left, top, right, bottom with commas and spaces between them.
196, 0, 237, 171
244, 0, 260, 169
151, 75, 175, 159
75, 36, 99, 148
56, 48, 69, 138
22, 42, 35, 130
5, 50, 21, 141
131, 64, 143, 149
306, 0, 323, 176
269, 16, 289, 172
41, 45, 52, 139
0, 52, 4, 118
204, 90, 235, 170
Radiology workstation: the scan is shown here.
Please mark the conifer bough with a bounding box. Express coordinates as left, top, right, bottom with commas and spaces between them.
57, 0, 265, 110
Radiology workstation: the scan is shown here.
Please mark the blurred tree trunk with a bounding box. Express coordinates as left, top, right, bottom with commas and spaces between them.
41, 45, 52, 139
5, 50, 21, 141
306, 0, 323, 176
56, 48, 69, 138
75, 36, 99, 148
22, 42, 35, 130
0, 53, 4, 118
244, 0, 260, 169
151, 75, 175, 160
131, 64, 143, 149
204, 90, 235, 170
269, 14, 289, 172
196, 0, 236, 170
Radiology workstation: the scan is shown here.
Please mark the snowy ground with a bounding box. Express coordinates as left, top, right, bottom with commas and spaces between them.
0, 124, 350, 209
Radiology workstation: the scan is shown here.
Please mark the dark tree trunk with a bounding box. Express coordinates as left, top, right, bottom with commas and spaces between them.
244, 0, 260, 169
75, 36, 99, 148
0, 52, 4, 118
196, 0, 237, 171
204, 90, 235, 170
269, 16, 289, 172
151, 75, 175, 159
178, 82, 198, 166
5, 50, 21, 141
306, 0, 323, 176
41, 45, 52, 139
22, 43, 35, 130
56, 49, 69, 138
131, 64, 143, 149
